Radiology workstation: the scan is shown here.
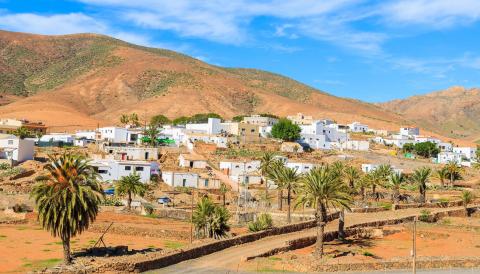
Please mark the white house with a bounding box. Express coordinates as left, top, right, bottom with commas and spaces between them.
348, 122, 369, 133
339, 140, 370, 151
186, 133, 230, 148
0, 134, 34, 164
437, 151, 463, 164
414, 136, 441, 144
219, 160, 262, 184
383, 137, 415, 148
98, 127, 128, 143
298, 134, 330, 150
39, 133, 74, 144
178, 154, 208, 169
75, 130, 96, 140
361, 163, 403, 174
438, 142, 453, 152
90, 159, 159, 183
74, 138, 95, 147
285, 161, 317, 173
400, 127, 420, 136
243, 115, 278, 127
103, 146, 159, 160
453, 147, 477, 160
161, 171, 220, 189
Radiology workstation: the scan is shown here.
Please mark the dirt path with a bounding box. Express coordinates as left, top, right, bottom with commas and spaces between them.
149, 207, 466, 274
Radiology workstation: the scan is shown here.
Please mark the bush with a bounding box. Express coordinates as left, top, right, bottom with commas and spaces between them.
248, 213, 273, 232
144, 203, 154, 215
271, 118, 301, 141
0, 162, 10, 170
101, 196, 123, 206
419, 209, 431, 222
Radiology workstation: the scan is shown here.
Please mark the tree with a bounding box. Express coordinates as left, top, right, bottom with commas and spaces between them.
388, 172, 406, 204
173, 116, 190, 125
219, 183, 228, 207
143, 124, 160, 147
370, 164, 393, 198
267, 160, 287, 210
356, 174, 371, 201
115, 172, 146, 210
232, 115, 245, 122
130, 113, 140, 127
30, 153, 104, 264
411, 167, 431, 203
271, 118, 301, 141
461, 190, 475, 216
402, 143, 415, 153
120, 114, 130, 126
445, 161, 462, 187
192, 197, 230, 239
435, 167, 449, 188
476, 145, 480, 161
12, 126, 32, 139
296, 166, 352, 257
414, 142, 440, 158
150, 114, 171, 127
344, 165, 360, 189
260, 151, 277, 204
279, 166, 301, 223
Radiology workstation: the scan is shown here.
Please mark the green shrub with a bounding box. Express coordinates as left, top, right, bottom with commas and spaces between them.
0, 163, 10, 170
101, 196, 123, 206
248, 213, 273, 232
419, 209, 431, 222
144, 203, 154, 215
363, 251, 375, 257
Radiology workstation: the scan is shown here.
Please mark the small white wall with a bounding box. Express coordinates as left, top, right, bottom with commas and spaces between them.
161, 171, 198, 188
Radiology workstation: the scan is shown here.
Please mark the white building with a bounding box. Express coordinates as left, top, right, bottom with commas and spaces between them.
414, 136, 441, 144
219, 160, 262, 184
103, 146, 159, 160
243, 115, 278, 127
453, 147, 477, 160
438, 142, 453, 152
178, 154, 208, 169
348, 122, 369, 133
161, 171, 220, 189
0, 134, 34, 164
285, 161, 317, 173
299, 134, 329, 150
186, 133, 230, 148
39, 133, 74, 144
90, 159, 159, 183
98, 127, 128, 143
400, 127, 420, 136
340, 140, 370, 151
361, 164, 403, 174
75, 130, 96, 140
437, 151, 463, 164
298, 120, 348, 150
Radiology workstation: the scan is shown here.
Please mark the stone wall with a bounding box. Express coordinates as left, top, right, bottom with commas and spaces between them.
394, 200, 464, 210
152, 208, 191, 220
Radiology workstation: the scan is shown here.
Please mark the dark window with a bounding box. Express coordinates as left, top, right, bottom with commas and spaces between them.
135, 166, 144, 171
204, 179, 209, 187
124, 166, 131, 171
182, 178, 186, 187
98, 170, 107, 174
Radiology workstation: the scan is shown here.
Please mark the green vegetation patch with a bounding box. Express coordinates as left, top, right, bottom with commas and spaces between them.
164, 240, 185, 249
21, 258, 62, 270
132, 69, 196, 99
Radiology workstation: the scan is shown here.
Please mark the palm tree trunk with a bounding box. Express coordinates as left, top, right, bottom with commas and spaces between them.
315, 202, 326, 258
223, 193, 226, 207
277, 189, 283, 210
128, 192, 132, 210
440, 178, 444, 188
264, 177, 269, 205
361, 187, 365, 201
338, 209, 345, 239
62, 235, 72, 264
372, 184, 376, 197
450, 173, 454, 187
287, 186, 291, 223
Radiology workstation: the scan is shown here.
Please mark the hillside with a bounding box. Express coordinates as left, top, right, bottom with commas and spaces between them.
380, 86, 480, 143
0, 30, 408, 132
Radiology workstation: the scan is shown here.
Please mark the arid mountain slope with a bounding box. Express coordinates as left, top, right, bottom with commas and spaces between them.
0, 30, 407, 131
380, 86, 480, 142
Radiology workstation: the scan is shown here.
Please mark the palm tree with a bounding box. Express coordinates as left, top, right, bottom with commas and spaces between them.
259, 151, 277, 204
143, 124, 160, 147
445, 161, 462, 187
279, 166, 301, 223
130, 113, 140, 127
297, 166, 352, 257
115, 172, 146, 210
219, 182, 228, 206
356, 174, 371, 201
13, 126, 32, 139
435, 167, 448, 188
411, 167, 432, 203
370, 164, 393, 198
120, 114, 130, 126
30, 153, 103, 264
192, 197, 230, 239
330, 161, 345, 179
388, 172, 406, 204
344, 165, 361, 189
461, 190, 475, 216
267, 160, 286, 210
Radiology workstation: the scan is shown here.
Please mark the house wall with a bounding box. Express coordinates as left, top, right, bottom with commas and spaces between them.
161, 172, 199, 188
76, 130, 96, 140
299, 134, 329, 149
400, 127, 420, 136
286, 162, 316, 173
40, 134, 74, 143
341, 140, 370, 151
98, 127, 128, 143
219, 160, 261, 176
92, 160, 157, 183
453, 147, 476, 160
0, 138, 34, 163
104, 146, 159, 160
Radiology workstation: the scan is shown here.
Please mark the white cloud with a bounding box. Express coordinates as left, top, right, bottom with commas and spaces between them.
0, 12, 106, 35
380, 0, 480, 28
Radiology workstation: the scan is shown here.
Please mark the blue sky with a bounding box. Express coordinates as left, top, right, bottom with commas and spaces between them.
1, 0, 480, 102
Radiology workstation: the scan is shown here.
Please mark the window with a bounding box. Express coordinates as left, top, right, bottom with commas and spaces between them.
235, 165, 240, 168
135, 166, 144, 171
124, 166, 131, 171
8, 140, 13, 145
204, 179, 209, 187
98, 170, 107, 174
182, 178, 186, 187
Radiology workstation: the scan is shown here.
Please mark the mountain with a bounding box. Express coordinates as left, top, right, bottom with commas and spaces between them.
0, 30, 407, 131
380, 86, 480, 143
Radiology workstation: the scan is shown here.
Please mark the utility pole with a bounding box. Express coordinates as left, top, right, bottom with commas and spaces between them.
190, 189, 194, 243
412, 216, 417, 274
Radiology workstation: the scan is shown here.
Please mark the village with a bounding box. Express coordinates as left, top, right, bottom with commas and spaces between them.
1, 112, 480, 273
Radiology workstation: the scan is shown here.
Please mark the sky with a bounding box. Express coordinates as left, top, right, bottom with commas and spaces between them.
1, 0, 480, 102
